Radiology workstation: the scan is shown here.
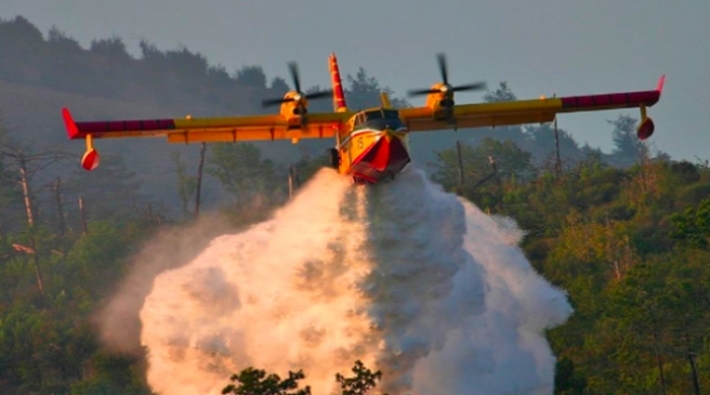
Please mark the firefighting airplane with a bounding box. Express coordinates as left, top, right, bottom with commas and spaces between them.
62, 53, 664, 184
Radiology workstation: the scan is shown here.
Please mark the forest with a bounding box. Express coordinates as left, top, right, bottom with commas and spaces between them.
1, 15, 709, 394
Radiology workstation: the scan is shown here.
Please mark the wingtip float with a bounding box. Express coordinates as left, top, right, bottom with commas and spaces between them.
62, 55, 664, 184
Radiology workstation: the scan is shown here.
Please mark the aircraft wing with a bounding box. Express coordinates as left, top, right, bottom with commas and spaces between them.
62, 108, 349, 144
400, 75, 664, 132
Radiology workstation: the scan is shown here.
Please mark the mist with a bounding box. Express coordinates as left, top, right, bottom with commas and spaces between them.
101, 166, 572, 394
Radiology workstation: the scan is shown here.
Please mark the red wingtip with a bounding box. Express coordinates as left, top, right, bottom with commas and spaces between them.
62, 108, 82, 139
656, 75, 666, 94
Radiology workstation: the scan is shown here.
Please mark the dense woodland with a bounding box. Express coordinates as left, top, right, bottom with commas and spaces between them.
1, 15, 709, 394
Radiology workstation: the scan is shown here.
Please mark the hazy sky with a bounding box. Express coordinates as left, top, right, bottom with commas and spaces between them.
4, 1, 709, 161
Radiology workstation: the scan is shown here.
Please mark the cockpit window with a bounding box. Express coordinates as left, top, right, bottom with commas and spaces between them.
365, 110, 383, 121
352, 109, 404, 129
383, 109, 399, 119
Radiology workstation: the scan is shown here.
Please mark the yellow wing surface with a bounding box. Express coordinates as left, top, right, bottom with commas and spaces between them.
400, 76, 664, 134
62, 109, 350, 144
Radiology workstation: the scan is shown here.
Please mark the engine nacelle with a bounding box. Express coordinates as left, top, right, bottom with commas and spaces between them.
424, 83, 449, 110
637, 117, 655, 140
279, 91, 308, 129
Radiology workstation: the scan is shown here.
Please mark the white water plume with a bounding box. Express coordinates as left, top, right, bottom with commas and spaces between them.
136, 167, 572, 395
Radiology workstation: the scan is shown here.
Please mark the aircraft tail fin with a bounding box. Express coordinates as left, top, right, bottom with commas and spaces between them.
329, 53, 348, 112
380, 92, 392, 108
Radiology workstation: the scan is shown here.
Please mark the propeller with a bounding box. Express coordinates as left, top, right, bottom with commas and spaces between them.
262, 62, 332, 121
408, 53, 486, 124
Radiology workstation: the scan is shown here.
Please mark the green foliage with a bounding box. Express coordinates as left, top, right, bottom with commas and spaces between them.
206, 142, 288, 225
0, 216, 155, 394
554, 357, 587, 395
345, 68, 408, 110
671, 196, 710, 249
69, 352, 151, 395
294, 151, 332, 182
222, 368, 311, 395
171, 150, 198, 220
430, 138, 535, 210
207, 142, 284, 205
335, 360, 386, 395
609, 115, 645, 167
427, 140, 710, 393
222, 361, 386, 395
235, 65, 268, 88
90, 36, 130, 59
64, 154, 146, 224
483, 81, 517, 102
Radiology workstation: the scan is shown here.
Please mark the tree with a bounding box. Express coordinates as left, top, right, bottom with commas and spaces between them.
166, 46, 210, 79
483, 81, 517, 103
345, 68, 408, 110
523, 123, 585, 165
554, 357, 587, 395
235, 65, 268, 88
0, 136, 72, 292
64, 154, 147, 225
335, 360, 387, 395
609, 115, 645, 167
207, 143, 281, 203
222, 361, 386, 395
0, 123, 22, 235
270, 77, 290, 94
671, 196, 710, 249
222, 368, 311, 395
90, 36, 131, 60
43, 27, 90, 93
0, 138, 71, 228
430, 138, 536, 201
170, 150, 198, 221
0, 16, 45, 83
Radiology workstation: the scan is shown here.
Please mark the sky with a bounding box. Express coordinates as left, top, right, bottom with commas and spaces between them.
4, 1, 709, 161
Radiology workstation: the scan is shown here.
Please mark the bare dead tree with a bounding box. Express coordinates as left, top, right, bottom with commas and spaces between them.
0, 142, 72, 227
0, 139, 72, 294
288, 164, 300, 199
53, 177, 66, 237
553, 117, 562, 177
194, 142, 207, 219
456, 140, 465, 194
78, 197, 88, 235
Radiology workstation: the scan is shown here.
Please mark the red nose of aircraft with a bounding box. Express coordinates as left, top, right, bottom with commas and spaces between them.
351, 131, 411, 183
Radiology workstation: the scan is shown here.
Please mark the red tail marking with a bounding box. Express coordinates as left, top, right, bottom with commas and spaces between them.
329, 53, 348, 112
656, 74, 666, 94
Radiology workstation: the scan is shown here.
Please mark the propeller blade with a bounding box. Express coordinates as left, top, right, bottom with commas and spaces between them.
263, 62, 333, 110
305, 90, 333, 100
262, 97, 294, 107
437, 53, 448, 86
408, 88, 441, 97
452, 81, 487, 92
288, 62, 301, 93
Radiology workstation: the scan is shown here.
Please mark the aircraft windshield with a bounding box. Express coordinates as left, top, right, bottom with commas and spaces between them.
365, 109, 399, 119
352, 109, 404, 129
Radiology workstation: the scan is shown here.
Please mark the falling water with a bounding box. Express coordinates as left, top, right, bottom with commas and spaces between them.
133, 167, 572, 395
